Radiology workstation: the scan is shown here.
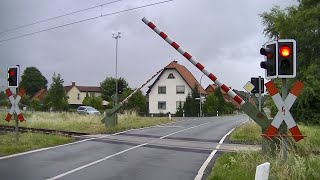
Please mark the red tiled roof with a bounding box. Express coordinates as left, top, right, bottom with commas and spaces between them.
64, 85, 101, 92
147, 60, 207, 94
205, 84, 227, 95
32, 89, 48, 101
76, 86, 101, 92
64, 86, 73, 92
205, 84, 241, 108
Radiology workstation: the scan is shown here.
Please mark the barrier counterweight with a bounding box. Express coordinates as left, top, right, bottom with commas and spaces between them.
142, 17, 245, 106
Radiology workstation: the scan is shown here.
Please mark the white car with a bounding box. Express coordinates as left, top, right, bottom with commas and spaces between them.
77, 106, 100, 115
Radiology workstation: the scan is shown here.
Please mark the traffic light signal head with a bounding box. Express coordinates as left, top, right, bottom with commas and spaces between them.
117, 82, 123, 94
278, 39, 296, 78
7, 65, 19, 88
260, 41, 277, 79
251, 77, 264, 94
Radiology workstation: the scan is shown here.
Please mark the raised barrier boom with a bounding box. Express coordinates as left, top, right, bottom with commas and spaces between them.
142, 17, 245, 106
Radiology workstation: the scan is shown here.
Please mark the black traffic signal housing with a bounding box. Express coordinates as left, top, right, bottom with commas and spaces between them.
117, 82, 123, 94
251, 77, 264, 94
278, 39, 296, 78
260, 41, 277, 79
7, 65, 19, 88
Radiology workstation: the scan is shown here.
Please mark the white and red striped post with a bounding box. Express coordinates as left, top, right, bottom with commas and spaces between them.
142, 17, 245, 106
5, 88, 25, 122
265, 80, 304, 142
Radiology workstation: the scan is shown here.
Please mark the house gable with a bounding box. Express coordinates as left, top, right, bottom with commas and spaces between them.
149, 68, 191, 114
148, 60, 207, 114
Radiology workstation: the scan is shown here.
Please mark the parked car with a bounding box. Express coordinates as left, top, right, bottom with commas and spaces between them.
77, 106, 100, 115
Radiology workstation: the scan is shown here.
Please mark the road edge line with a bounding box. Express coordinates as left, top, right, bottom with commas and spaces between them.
194, 119, 248, 180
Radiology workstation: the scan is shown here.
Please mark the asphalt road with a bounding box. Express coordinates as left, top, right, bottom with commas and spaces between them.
0, 114, 248, 180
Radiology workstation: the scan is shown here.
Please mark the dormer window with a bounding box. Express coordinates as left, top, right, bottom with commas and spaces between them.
167, 73, 175, 79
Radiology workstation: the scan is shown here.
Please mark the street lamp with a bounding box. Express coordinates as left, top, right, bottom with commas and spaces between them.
112, 32, 121, 107
112, 31, 121, 125
199, 74, 205, 117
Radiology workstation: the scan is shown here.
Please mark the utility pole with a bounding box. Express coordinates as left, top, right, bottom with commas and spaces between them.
15, 87, 19, 142
281, 78, 288, 161
112, 31, 121, 125
258, 76, 262, 112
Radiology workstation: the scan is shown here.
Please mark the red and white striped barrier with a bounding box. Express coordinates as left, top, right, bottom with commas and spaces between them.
142, 17, 245, 106
5, 88, 25, 122
265, 81, 304, 142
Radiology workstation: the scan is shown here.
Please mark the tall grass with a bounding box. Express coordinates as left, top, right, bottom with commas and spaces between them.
208, 151, 320, 180
0, 132, 73, 156
229, 121, 320, 152
0, 111, 171, 134
209, 121, 320, 180
229, 121, 262, 144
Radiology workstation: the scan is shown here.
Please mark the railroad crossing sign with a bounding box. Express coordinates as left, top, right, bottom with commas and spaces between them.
5, 88, 26, 122
264, 80, 304, 142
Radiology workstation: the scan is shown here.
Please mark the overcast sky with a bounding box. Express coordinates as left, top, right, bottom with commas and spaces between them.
0, 0, 298, 93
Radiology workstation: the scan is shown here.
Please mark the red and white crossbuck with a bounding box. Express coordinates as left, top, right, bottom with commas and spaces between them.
265, 81, 304, 142
5, 88, 25, 122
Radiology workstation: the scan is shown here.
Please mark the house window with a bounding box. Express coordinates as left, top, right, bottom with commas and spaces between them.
176, 85, 185, 94
158, 86, 166, 94
176, 101, 185, 110
158, 101, 166, 110
77, 93, 80, 100
167, 73, 175, 79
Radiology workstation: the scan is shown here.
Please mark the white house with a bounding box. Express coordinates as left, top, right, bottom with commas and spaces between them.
64, 81, 102, 106
147, 60, 207, 115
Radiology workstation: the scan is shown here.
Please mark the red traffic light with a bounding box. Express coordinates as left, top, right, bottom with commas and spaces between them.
279, 46, 291, 57
8, 69, 15, 76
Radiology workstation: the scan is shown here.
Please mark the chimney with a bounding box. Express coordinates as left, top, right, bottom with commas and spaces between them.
173, 60, 178, 63
72, 81, 75, 86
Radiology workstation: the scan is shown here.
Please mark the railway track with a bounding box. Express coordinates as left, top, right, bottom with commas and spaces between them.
0, 125, 89, 137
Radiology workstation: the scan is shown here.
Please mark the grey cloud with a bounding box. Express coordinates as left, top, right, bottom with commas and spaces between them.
0, 0, 298, 92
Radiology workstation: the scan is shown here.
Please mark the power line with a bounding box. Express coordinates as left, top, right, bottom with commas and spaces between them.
0, 0, 174, 44
0, 0, 123, 35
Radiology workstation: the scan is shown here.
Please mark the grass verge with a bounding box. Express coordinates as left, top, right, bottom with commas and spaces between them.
207, 151, 320, 180
0, 132, 73, 156
0, 111, 172, 134
229, 120, 262, 144
208, 121, 320, 180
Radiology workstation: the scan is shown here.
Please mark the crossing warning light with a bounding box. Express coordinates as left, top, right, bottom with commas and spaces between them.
7, 65, 19, 88
278, 39, 296, 78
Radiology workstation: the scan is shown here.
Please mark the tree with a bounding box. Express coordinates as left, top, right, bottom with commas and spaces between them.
20, 94, 31, 107
260, 0, 320, 124
122, 89, 147, 114
0, 91, 8, 107
215, 87, 225, 114
184, 93, 195, 117
183, 85, 200, 117
176, 101, 184, 117
45, 73, 68, 111
29, 99, 41, 111
203, 94, 218, 116
83, 96, 103, 110
100, 77, 128, 101
19, 67, 48, 97
0, 91, 6, 100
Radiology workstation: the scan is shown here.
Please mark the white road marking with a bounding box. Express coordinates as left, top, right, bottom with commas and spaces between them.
0, 118, 188, 160
194, 119, 248, 180
155, 125, 184, 128
47, 121, 211, 180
